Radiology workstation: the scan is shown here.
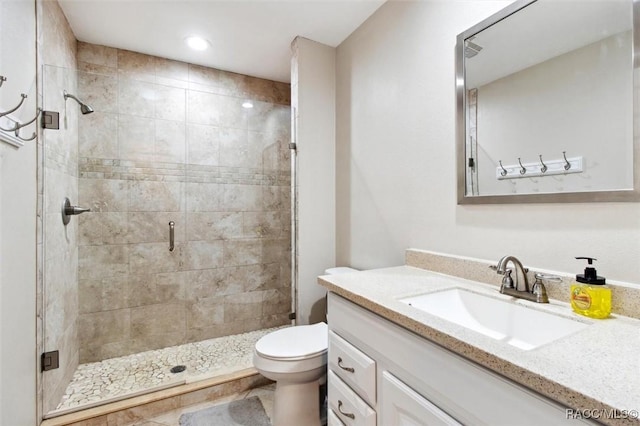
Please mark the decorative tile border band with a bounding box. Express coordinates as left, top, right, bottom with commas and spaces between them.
79, 157, 290, 185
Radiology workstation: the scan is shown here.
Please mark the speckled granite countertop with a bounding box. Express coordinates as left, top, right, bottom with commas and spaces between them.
318, 266, 640, 426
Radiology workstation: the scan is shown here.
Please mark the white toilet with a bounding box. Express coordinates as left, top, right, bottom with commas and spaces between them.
253, 267, 357, 426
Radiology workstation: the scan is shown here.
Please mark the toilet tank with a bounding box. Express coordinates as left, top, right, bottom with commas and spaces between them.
324, 267, 359, 275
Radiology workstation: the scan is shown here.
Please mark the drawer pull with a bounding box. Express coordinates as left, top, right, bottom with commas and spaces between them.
338, 400, 355, 419
338, 357, 355, 373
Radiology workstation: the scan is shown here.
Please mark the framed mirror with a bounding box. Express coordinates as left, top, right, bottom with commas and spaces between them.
456, 0, 640, 204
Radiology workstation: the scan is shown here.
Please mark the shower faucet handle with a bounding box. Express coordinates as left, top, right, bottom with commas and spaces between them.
66, 205, 90, 215
61, 197, 91, 225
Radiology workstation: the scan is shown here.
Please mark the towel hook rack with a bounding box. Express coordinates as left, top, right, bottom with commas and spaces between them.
562, 151, 571, 170
498, 160, 507, 177
0, 93, 27, 118
538, 155, 548, 173
517, 157, 526, 175
0, 76, 6, 88
13, 108, 41, 141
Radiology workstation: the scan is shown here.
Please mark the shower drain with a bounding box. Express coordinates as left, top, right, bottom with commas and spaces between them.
170, 365, 186, 374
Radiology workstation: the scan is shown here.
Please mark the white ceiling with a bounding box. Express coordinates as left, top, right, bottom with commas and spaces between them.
58, 0, 387, 83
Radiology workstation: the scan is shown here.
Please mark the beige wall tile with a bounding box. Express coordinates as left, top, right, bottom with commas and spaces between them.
128, 212, 185, 243
223, 291, 263, 322
262, 288, 291, 316
78, 72, 118, 114
78, 274, 128, 314
223, 239, 262, 266
118, 115, 155, 162
184, 268, 244, 300
243, 263, 281, 292
79, 112, 119, 158
261, 238, 290, 265
183, 241, 223, 270
129, 242, 182, 274
186, 182, 220, 212
78, 310, 130, 346
243, 211, 284, 238
186, 124, 220, 166
186, 298, 224, 329
187, 90, 222, 126
129, 180, 183, 212
222, 184, 262, 211
117, 49, 156, 83
186, 212, 242, 241
155, 85, 186, 121
155, 119, 185, 163
156, 57, 189, 82
127, 272, 185, 308
79, 178, 129, 212
79, 245, 129, 279
130, 303, 185, 338
77, 42, 117, 68
118, 78, 156, 118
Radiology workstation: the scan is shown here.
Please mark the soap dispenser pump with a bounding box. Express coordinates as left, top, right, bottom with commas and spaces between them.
570, 257, 611, 319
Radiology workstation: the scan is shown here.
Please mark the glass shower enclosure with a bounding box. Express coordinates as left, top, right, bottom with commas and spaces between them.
40, 53, 292, 416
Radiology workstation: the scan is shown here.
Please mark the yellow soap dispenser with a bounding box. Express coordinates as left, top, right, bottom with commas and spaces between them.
570, 257, 611, 319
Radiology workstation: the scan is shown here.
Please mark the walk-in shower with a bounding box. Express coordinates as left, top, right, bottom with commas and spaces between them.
40, 44, 292, 417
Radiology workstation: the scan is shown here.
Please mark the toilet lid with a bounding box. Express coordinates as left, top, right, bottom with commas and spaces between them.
256, 323, 328, 360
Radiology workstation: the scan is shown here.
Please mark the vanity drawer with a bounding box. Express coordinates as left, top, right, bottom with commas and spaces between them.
329, 330, 376, 405
327, 408, 346, 426
328, 370, 376, 426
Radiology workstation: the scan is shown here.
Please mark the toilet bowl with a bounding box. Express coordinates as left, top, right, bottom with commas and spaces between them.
253, 266, 358, 426
254, 323, 328, 426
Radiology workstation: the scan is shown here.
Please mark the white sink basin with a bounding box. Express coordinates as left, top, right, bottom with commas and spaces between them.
399, 288, 589, 350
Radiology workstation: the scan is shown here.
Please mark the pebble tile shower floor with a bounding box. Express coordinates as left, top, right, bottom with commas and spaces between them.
53, 327, 284, 413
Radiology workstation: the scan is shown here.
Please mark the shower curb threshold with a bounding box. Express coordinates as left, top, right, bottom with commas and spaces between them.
40, 368, 270, 426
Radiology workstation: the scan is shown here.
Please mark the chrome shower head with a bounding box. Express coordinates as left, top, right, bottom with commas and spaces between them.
63, 90, 94, 115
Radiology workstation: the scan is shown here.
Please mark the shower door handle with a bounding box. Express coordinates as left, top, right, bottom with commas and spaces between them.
168, 221, 175, 252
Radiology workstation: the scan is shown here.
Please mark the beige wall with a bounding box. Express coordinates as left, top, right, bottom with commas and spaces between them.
291, 37, 336, 324
75, 43, 292, 362
0, 0, 37, 424
335, 1, 640, 284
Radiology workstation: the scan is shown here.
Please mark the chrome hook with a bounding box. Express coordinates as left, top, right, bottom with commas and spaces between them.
0, 93, 27, 118
539, 155, 548, 173
517, 157, 526, 175
0, 76, 6, 88
562, 151, 571, 170
498, 160, 507, 177
12, 108, 41, 142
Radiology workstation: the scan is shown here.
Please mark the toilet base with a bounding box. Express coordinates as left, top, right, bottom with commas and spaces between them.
273, 379, 321, 426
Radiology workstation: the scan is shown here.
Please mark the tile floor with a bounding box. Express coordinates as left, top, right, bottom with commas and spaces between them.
55, 327, 285, 413
134, 383, 275, 426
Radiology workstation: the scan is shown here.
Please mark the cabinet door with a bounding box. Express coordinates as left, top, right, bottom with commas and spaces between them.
381, 372, 462, 426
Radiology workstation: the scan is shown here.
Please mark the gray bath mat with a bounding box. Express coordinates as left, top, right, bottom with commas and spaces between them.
179, 396, 271, 426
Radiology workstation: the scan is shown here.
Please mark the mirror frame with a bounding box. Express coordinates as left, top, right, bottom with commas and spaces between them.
456, 0, 640, 204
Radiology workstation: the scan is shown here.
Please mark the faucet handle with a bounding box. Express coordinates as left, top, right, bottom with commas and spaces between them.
534, 273, 562, 283
501, 269, 514, 288
531, 273, 557, 303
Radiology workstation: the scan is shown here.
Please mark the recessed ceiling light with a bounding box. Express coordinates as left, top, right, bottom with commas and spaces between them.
185, 36, 209, 51
242, 101, 254, 109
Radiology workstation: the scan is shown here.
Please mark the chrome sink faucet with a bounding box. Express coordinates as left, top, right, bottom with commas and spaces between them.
492, 255, 550, 303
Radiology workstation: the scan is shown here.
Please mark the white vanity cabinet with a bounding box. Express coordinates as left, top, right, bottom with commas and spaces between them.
327, 292, 596, 426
